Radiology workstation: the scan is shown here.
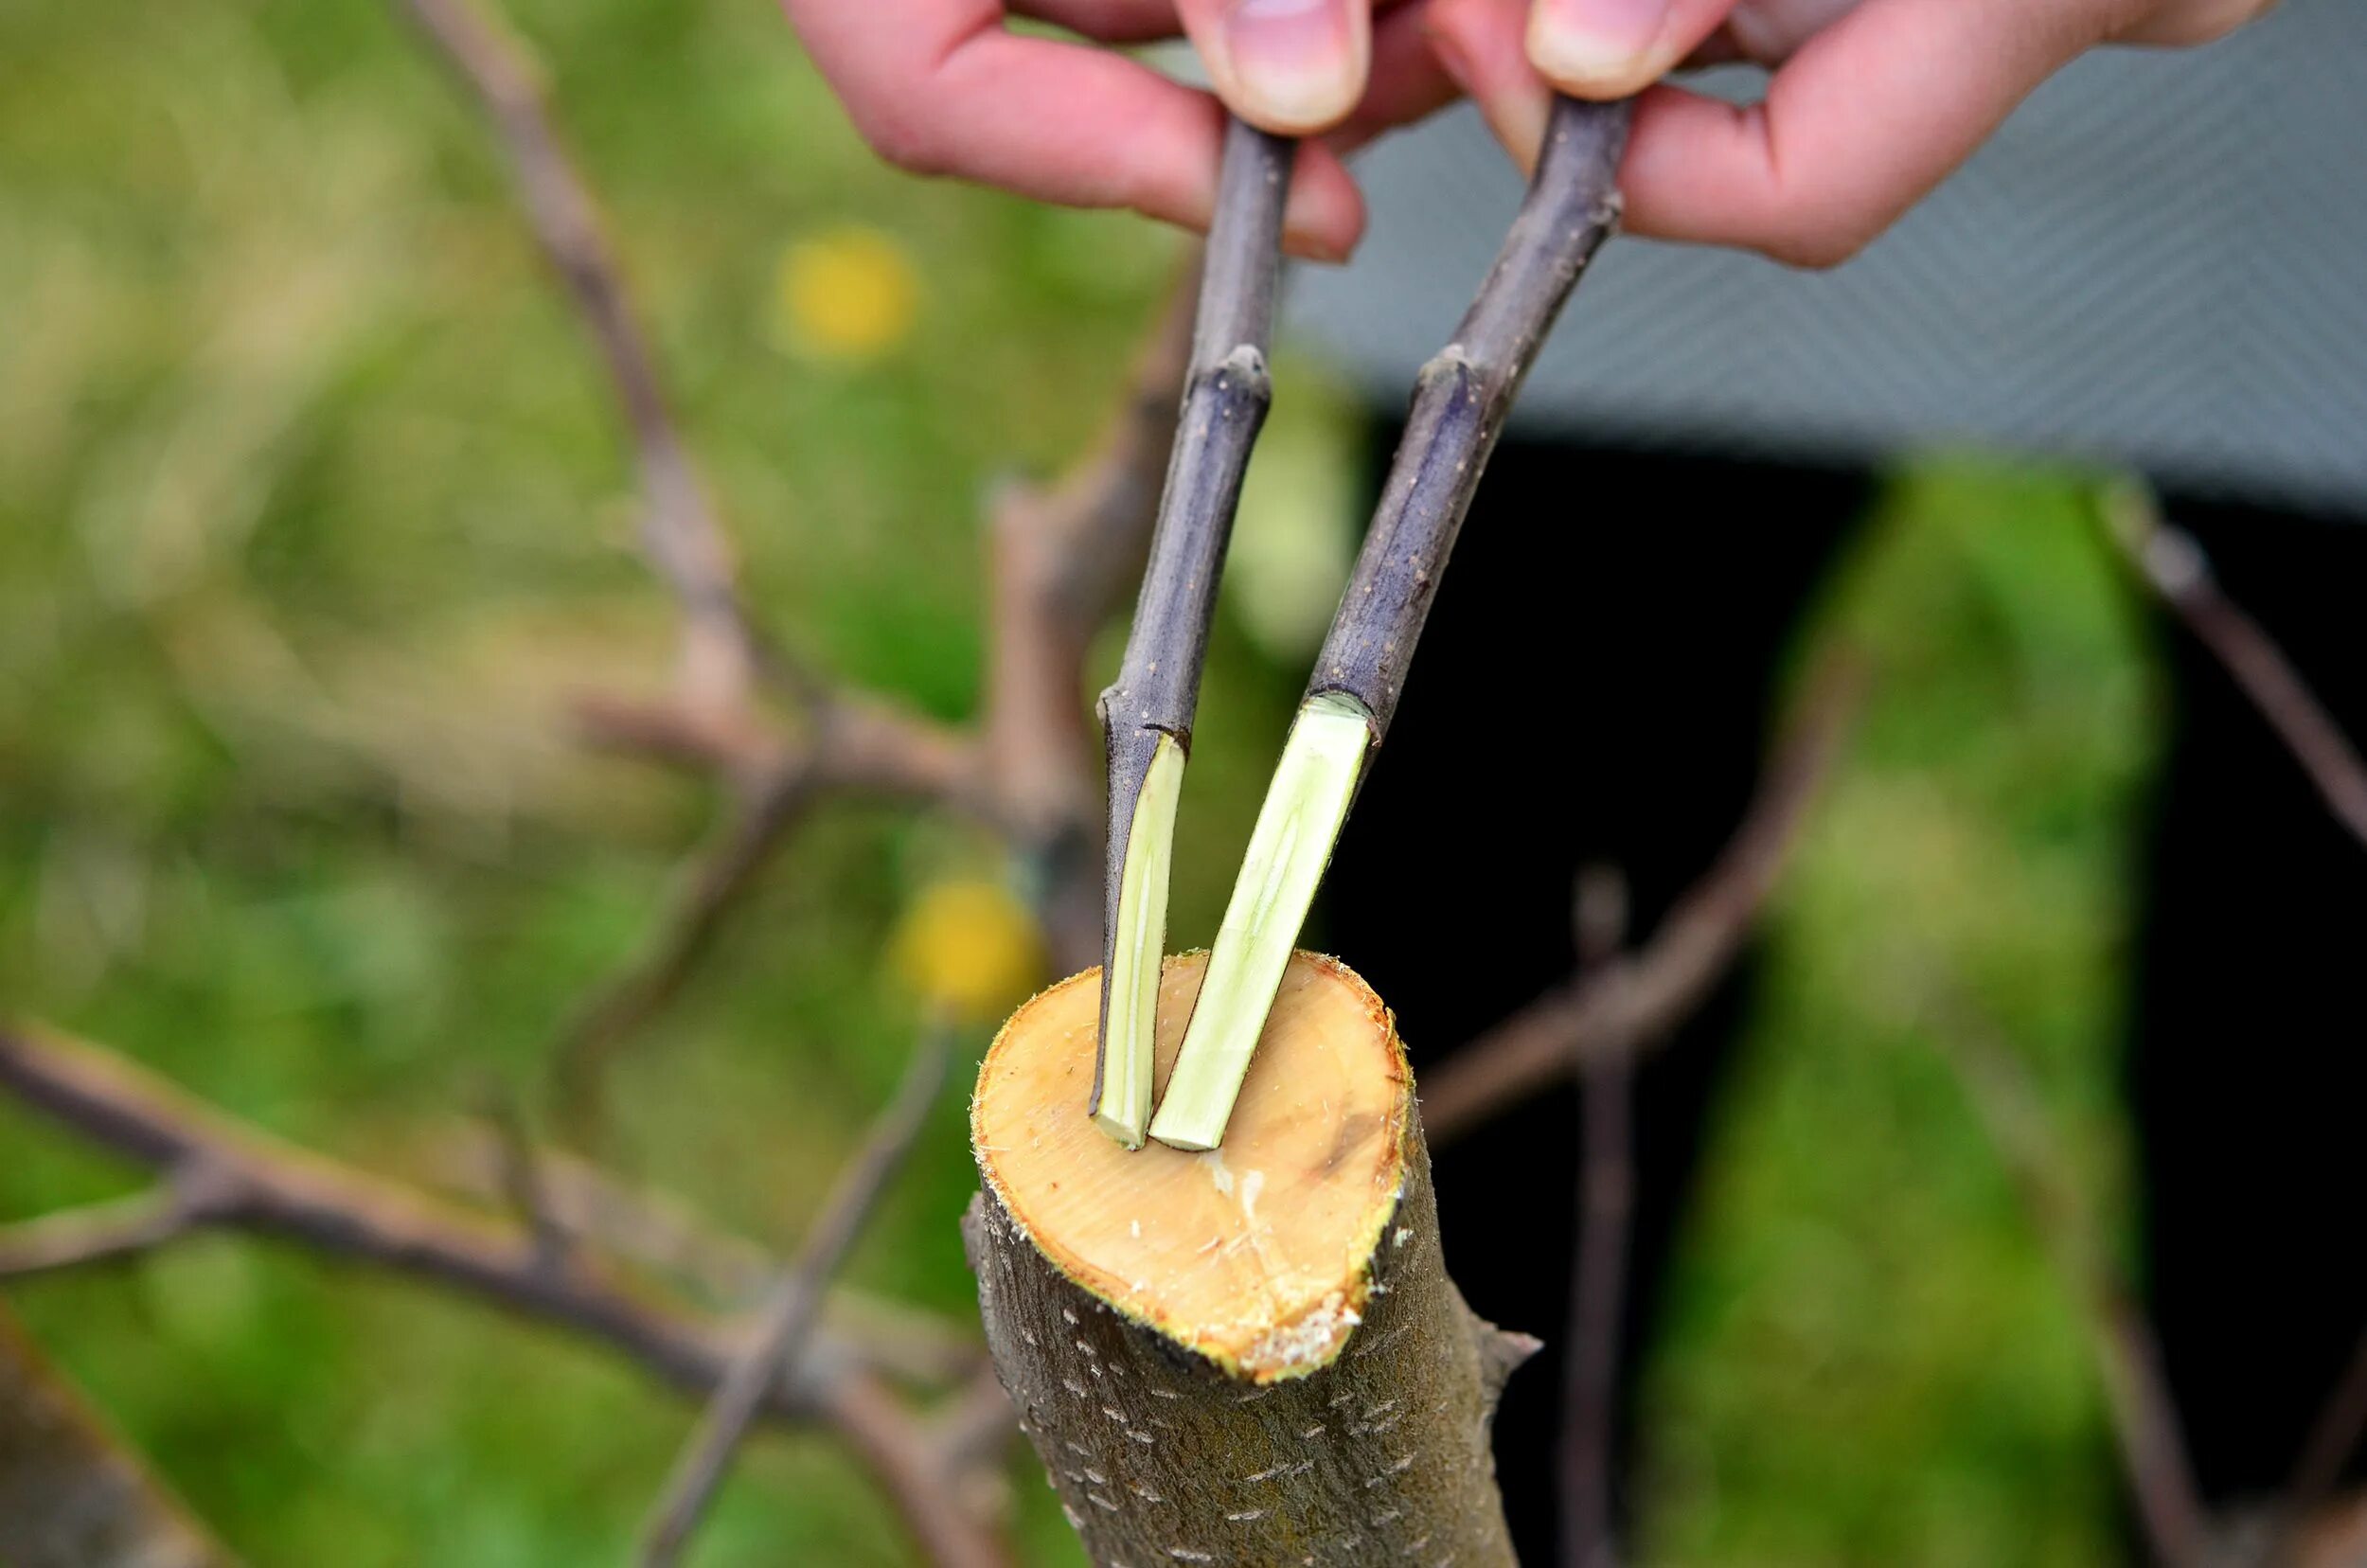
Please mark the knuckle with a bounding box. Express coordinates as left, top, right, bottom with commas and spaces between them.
2117, 0, 2277, 45
1761, 209, 1877, 270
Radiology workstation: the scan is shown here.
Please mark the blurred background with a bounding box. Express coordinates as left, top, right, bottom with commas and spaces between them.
1, 0, 2173, 1561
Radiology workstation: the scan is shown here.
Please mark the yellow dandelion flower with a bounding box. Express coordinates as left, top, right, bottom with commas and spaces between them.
891, 878, 1045, 1025
772, 224, 919, 363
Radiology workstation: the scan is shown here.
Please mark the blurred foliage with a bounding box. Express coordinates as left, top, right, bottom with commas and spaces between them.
0, 0, 2162, 1561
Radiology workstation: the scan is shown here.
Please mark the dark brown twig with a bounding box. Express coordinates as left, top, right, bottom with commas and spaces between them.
2105, 482, 2367, 1559
0, 1025, 1000, 1565
640, 1023, 952, 1566
1560, 865, 1634, 1568
2104, 482, 2367, 851
1421, 656, 1862, 1144
1929, 999, 2210, 1568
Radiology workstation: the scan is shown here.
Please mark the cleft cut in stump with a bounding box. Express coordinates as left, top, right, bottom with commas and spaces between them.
968, 951, 1535, 1567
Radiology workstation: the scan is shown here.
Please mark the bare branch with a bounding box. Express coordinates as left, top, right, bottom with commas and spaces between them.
484, 1084, 572, 1273
641, 1023, 952, 1565
0, 1025, 999, 1564
1560, 864, 1634, 1568
1560, 1046, 1634, 1568
427, 1119, 988, 1381
2266, 1326, 2367, 1565
0, 1186, 207, 1277
2104, 482, 2367, 853
1421, 657, 1863, 1144
0, 1301, 237, 1568
1931, 999, 2211, 1568
395, 0, 764, 719
551, 693, 981, 1137
828, 1367, 1015, 1568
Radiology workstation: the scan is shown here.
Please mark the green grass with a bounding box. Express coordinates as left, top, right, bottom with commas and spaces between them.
1, 0, 2165, 1560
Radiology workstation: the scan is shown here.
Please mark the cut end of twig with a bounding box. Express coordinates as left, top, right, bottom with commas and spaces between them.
1091, 734, 1187, 1150
975, 951, 1412, 1381
1147, 694, 1370, 1151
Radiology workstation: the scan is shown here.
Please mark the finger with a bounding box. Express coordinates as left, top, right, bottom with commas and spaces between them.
785, 0, 1367, 258
2112, 0, 2275, 45
1619, 0, 2116, 266
1328, 0, 1468, 152
1707, 0, 1861, 65
1423, 0, 1554, 170
1007, 0, 1184, 43
1171, 0, 1375, 134
1525, 0, 1744, 99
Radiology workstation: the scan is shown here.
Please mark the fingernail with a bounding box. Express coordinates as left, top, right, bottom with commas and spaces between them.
1527, 0, 1672, 92
1224, 0, 1362, 132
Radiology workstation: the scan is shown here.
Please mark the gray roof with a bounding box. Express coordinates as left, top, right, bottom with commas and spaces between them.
1287, 1, 2367, 508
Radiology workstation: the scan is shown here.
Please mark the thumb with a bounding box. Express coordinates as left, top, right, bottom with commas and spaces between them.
1527, 0, 1741, 98
1175, 0, 1373, 134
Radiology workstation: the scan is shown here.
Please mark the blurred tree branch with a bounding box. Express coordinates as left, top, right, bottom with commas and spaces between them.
1920, 994, 2210, 1568
2104, 481, 2367, 852
387, 0, 1201, 1134
398, 0, 768, 725
1421, 655, 1864, 1145
642, 1023, 954, 1566
1558, 864, 1635, 1568
0, 1300, 237, 1568
0, 1024, 1008, 1566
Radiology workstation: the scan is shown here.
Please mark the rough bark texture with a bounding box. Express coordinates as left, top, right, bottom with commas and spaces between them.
968, 955, 1535, 1567
0, 1302, 235, 1568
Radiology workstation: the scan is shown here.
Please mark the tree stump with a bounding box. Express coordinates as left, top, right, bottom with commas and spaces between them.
968, 951, 1534, 1567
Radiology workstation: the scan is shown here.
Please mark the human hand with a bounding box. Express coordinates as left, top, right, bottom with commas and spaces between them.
780, 0, 2275, 268
1435, 0, 2277, 264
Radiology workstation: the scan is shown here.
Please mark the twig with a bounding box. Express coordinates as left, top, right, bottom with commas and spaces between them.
551, 696, 978, 1138
425, 1120, 988, 1381
827, 1369, 1013, 1568
0, 1188, 203, 1277
2266, 1324, 2367, 1565
1931, 1000, 2210, 1568
1561, 865, 1634, 1568
1145, 97, 1635, 1151
0, 1025, 998, 1565
640, 1022, 952, 1566
484, 1083, 572, 1273
1562, 1047, 1634, 1568
1308, 95, 1629, 740
395, 0, 764, 721
2103, 481, 2367, 852
0, 1301, 238, 1568
1421, 656, 1862, 1144
1094, 120, 1293, 1147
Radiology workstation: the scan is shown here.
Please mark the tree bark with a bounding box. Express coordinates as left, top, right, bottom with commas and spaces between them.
968, 952, 1535, 1567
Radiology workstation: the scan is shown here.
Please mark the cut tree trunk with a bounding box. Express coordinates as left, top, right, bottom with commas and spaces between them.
968, 951, 1535, 1567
